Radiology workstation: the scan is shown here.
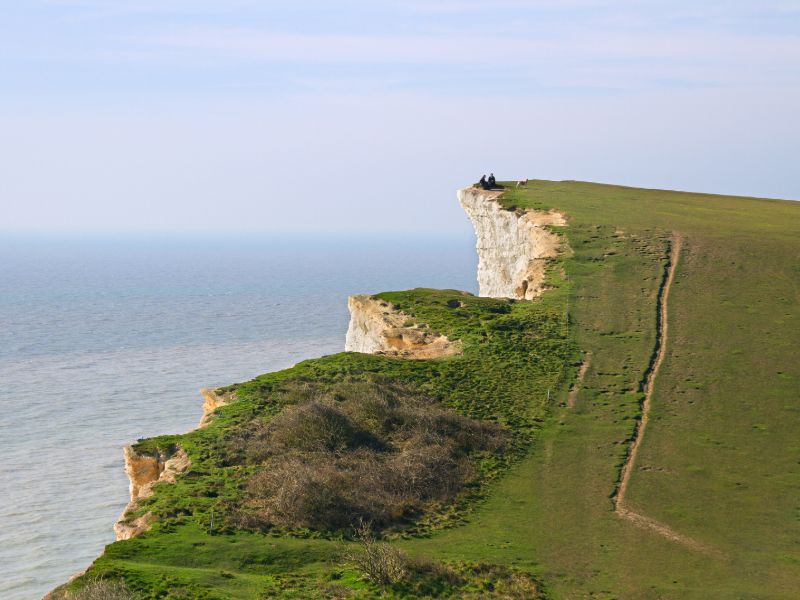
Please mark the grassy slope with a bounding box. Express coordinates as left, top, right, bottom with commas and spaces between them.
69, 180, 799, 599
478, 181, 799, 598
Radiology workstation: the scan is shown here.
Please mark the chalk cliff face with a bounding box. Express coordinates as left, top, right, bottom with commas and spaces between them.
458, 187, 566, 299
114, 445, 190, 540
344, 187, 567, 359
345, 295, 461, 359
199, 387, 235, 428
112, 387, 229, 543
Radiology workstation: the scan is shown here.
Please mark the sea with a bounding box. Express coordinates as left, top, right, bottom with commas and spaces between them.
0, 235, 477, 600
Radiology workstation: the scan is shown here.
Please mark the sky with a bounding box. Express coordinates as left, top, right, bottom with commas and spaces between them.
1, 1, 799, 236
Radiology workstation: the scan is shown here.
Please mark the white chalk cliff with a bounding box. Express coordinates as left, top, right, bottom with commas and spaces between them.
345, 295, 461, 359
113, 387, 232, 542
114, 445, 190, 541
458, 187, 566, 299
199, 387, 235, 428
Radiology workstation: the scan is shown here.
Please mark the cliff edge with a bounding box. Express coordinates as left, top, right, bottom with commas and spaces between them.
344, 186, 567, 360
458, 187, 566, 299
345, 294, 461, 358
114, 445, 190, 540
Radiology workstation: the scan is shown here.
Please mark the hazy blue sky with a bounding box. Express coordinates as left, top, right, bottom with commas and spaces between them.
2, 1, 798, 235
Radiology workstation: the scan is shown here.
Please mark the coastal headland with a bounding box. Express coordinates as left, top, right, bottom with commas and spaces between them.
50, 181, 800, 599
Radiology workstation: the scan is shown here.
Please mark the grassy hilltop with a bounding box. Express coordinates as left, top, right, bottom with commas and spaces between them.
59, 181, 799, 599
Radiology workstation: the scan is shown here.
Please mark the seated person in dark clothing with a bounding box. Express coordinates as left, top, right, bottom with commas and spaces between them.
488, 174, 505, 189
479, 175, 490, 189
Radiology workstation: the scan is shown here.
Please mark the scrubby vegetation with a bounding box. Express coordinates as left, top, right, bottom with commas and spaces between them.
52, 578, 135, 600
344, 522, 544, 597
226, 380, 507, 531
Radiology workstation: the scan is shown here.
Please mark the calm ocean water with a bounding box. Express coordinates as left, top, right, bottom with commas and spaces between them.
0, 236, 477, 600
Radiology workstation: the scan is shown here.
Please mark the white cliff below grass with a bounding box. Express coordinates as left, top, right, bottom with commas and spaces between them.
113, 445, 190, 541
112, 388, 232, 543
199, 387, 235, 428
458, 187, 566, 300
345, 295, 461, 359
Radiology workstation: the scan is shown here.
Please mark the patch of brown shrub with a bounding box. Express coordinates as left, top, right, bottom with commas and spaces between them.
227, 380, 507, 532
51, 578, 135, 600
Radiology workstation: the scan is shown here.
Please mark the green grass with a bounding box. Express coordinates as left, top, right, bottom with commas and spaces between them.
485, 180, 800, 597
64, 180, 800, 599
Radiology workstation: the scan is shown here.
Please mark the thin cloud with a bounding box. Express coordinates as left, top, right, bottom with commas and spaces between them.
134, 27, 800, 88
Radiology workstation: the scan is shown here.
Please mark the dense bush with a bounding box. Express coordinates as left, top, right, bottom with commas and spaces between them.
227, 380, 507, 531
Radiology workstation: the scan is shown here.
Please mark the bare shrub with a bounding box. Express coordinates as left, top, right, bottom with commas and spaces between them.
335, 386, 401, 433
267, 401, 365, 453
226, 418, 271, 464
347, 523, 409, 587
386, 438, 470, 501
52, 578, 135, 600
272, 380, 320, 405
247, 457, 348, 529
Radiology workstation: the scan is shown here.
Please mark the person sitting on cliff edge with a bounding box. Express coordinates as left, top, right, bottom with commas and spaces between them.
477, 173, 504, 190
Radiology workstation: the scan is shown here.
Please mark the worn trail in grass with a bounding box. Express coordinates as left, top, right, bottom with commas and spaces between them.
612, 234, 710, 554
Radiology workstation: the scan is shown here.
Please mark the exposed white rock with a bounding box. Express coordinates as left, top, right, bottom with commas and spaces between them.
345, 295, 461, 359
199, 387, 235, 428
114, 445, 190, 540
458, 187, 566, 299
111, 387, 229, 543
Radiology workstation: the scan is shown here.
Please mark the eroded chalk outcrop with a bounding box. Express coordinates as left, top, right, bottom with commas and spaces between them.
199, 387, 235, 428
458, 187, 566, 299
113, 445, 190, 540
112, 387, 230, 543
345, 295, 461, 359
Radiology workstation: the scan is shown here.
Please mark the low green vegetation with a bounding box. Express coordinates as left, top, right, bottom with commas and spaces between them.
61, 180, 799, 599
